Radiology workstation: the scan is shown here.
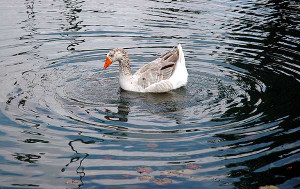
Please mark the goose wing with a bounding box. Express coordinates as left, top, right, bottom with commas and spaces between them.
135, 48, 179, 89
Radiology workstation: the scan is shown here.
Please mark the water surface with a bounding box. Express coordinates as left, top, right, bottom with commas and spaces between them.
0, 0, 300, 188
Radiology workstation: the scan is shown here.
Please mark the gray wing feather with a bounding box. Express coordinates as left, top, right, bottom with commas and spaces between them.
136, 48, 179, 89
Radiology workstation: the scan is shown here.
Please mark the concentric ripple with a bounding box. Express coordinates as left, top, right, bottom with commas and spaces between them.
0, 0, 299, 188
58, 63, 266, 134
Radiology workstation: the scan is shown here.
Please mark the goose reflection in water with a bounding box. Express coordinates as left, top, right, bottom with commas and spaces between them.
103, 88, 188, 125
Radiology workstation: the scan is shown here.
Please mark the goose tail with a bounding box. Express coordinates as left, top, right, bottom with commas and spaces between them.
177, 44, 185, 67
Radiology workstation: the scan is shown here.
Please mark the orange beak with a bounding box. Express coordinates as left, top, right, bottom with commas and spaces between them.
104, 57, 112, 69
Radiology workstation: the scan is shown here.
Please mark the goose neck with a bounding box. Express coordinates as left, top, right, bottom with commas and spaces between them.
118, 55, 132, 76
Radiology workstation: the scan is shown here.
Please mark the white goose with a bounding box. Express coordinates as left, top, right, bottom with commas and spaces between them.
104, 44, 188, 93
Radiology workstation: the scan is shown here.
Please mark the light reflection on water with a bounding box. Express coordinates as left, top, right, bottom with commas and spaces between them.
0, 0, 299, 188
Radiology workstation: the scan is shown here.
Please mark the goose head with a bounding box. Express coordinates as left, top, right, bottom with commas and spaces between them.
104, 48, 127, 69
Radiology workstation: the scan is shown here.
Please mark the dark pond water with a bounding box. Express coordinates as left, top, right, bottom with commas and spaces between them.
0, 0, 300, 188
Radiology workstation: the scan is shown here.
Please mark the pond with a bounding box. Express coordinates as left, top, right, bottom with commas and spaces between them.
0, 0, 299, 188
